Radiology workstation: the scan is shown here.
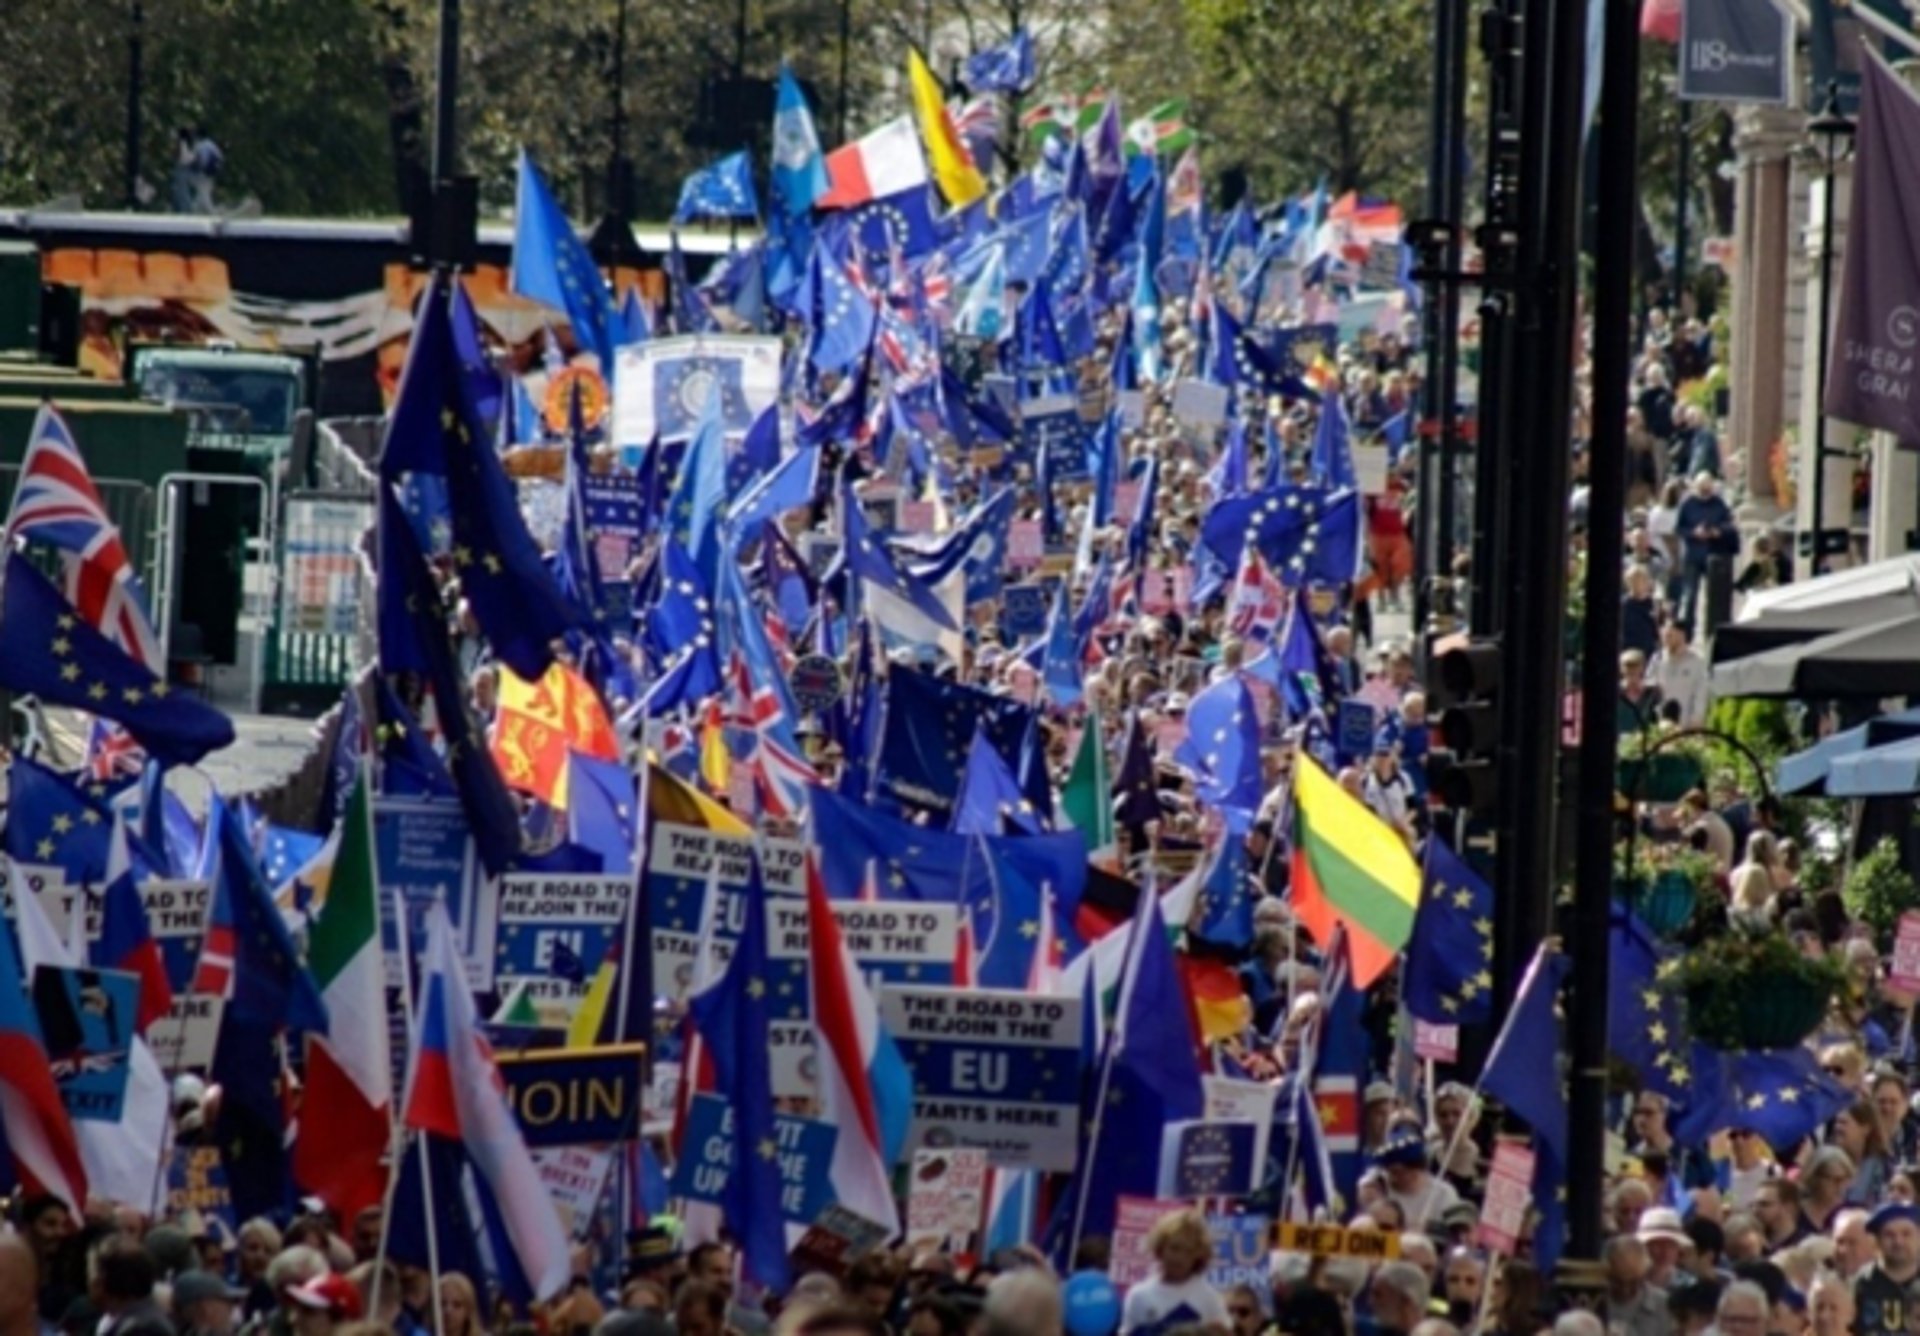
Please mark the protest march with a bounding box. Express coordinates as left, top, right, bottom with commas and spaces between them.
8, 5, 1920, 1336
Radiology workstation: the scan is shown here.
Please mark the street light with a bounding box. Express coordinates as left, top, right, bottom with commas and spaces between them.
1806, 80, 1854, 575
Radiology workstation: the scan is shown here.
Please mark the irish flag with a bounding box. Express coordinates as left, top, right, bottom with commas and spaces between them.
293, 764, 392, 1218
1290, 754, 1422, 988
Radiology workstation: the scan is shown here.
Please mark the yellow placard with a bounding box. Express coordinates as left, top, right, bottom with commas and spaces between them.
1274, 1223, 1403, 1261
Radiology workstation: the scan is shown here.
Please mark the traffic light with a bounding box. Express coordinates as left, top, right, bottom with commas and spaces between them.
1425, 635, 1501, 814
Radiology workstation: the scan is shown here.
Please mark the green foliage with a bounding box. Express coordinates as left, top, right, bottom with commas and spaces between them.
1844, 838, 1920, 953
1704, 697, 1796, 765
1183, 0, 1433, 201
1662, 918, 1847, 1051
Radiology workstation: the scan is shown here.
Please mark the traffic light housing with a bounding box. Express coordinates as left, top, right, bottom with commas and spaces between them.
1425, 635, 1501, 814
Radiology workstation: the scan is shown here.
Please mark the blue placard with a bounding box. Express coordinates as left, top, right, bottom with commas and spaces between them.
373, 797, 484, 988
1166, 1122, 1259, 1198
34, 965, 136, 1122
1337, 699, 1377, 765
1207, 1214, 1274, 1291
646, 822, 807, 1002
1025, 409, 1091, 481
497, 1045, 647, 1148
672, 1093, 836, 1222
167, 1146, 237, 1242
493, 874, 631, 1004
1000, 583, 1050, 639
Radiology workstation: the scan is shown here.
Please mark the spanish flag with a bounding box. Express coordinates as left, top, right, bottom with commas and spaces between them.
908, 49, 987, 208
1290, 754, 1422, 988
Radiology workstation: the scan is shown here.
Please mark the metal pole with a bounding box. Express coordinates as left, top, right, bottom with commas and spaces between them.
612, 0, 628, 177
837, 0, 853, 144
1808, 88, 1851, 576
125, 0, 144, 210
1415, 0, 1456, 639
1569, 0, 1640, 1272
432, 0, 460, 184
1673, 99, 1693, 311
1435, 0, 1468, 605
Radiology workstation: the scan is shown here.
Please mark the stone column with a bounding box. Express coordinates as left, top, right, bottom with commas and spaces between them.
1728, 106, 1802, 516
1870, 433, 1919, 560
1794, 152, 1857, 579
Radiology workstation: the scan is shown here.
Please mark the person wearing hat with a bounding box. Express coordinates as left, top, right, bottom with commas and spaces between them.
173, 1272, 245, 1336
1638, 1208, 1692, 1292
1376, 1125, 1460, 1230
286, 1275, 361, 1336
1855, 1204, 1920, 1335
1364, 1083, 1400, 1156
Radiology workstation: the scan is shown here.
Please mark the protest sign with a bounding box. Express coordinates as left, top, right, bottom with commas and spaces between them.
643, 1060, 681, 1137
1158, 1121, 1260, 1198
34, 966, 136, 1121
1112, 1197, 1186, 1287
673, 1093, 836, 1223
611, 334, 783, 448
1026, 407, 1092, 482
1007, 520, 1045, 568
496, 1044, 646, 1148
167, 1146, 236, 1241
1353, 441, 1391, 495
581, 475, 646, 581
1203, 1077, 1280, 1175
534, 1146, 616, 1239
646, 822, 804, 1000
0, 865, 211, 994
492, 874, 632, 1004
1414, 1021, 1460, 1063
1000, 584, 1051, 639
769, 899, 959, 993
1275, 1223, 1402, 1261
906, 1148, 989, 1250
147, 993, 223, 1072
1477, 1141, 1536, 1255
1337, 699, 1377, 763
1171, 380, 1230, 432
790, 1204, 893, 1277
1893, 912, 1920, 994
877, 985, 1083, 1170
789, 655, 845, 715
1207, 1214, 1274, 1291
374, 797, 489, 989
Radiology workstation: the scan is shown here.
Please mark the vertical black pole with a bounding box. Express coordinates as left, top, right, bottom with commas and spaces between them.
1418, 0, 1471, 639
433, 0, 460, 184
611, 0, 628, 176
836, 0, 853, 145
125, 0, 144, 210
1570, 0, 1640, 1274
1672, 100, 1693, 311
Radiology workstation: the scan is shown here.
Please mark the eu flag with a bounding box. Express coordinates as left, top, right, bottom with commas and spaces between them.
953, 726, 1039, 836
1191, 827, 1255, 950
687, 854, 792, 1291
876, 665, 1034, 817
965, 28, 1035, 93
1608, 910, 1697, 1105
511, 151, 617, 368
640, 541, 721, 714
801, 243, 880, 377
1174, 675, 1262, 813
667, 384, 729, 589
5, 756, 148, 884
1480, 948, 1570, 1269
1197, 486, 1361, 596
1402, 838, 1495, 1025
672, 151, 760, 225
1671, 1046, 1853, 1153
0, 552, 234, 768
1309, 392, 1356, 490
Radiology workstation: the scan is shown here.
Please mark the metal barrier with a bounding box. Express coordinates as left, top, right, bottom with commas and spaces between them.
151, 472, 275, 715
263, 489, 375, 715
0, 465, 160, 593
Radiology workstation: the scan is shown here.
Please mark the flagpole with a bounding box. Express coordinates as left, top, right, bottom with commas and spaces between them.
390, 895, 447, 1336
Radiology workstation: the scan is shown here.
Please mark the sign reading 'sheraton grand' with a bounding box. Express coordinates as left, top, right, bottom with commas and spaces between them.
1825, 54, 1920, 446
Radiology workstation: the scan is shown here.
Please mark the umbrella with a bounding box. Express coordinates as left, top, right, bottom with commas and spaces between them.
1830, 733, 1920, 797
1714, 555, 1920, 664
1776, 707, 1920, 795
1711, 613, 1920, 700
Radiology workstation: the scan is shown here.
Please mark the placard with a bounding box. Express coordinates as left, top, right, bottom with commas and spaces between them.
906, 1148, 989, 1250
769, 900, 959, 993
789, 1204, 893, 1276
1477, 1141, 1536, 1255
581, 476, 647, 581
167, 1146, 236, 1241
611, 334, 784, 448
672, 1093, 836, 1223
34, 966, 136, 1121
1893, 912, 1920, 994
877, 985, 1083, 1170
1000, 584, 1051, 639
1337, 698, 1377, 763
0, 865, 211, 994
497, 1044, 647, 1148
1007, 520, 1045, 568
373, 797, 489, 989
148, 994, 224, 1072
1207, 1214, 1274, 1291
492, 874, 632, 1003
1112, 1197, 1185, 1288
1202, 1077, 1280, 1178
645, 822, 805, 1000
1275, 1222, 1403, 1261
1171, 380, 1230, 431
535, 1146, 617, 1239
1158, 1121, 1259, 1198
1414, 1021, 1460, 1064
790, 655, 845, 715
1353, 442, 1391, 495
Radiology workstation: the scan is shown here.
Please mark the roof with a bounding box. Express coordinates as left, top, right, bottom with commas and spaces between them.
137, 348, 305, 373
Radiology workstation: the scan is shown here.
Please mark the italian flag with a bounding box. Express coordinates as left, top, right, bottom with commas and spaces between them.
1060, 712, 1116, 863
293, 764, 393, 1219
1290, 754, 1423, 989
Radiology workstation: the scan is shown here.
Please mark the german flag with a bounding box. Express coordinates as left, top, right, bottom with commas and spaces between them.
1290, 755, 1422, 988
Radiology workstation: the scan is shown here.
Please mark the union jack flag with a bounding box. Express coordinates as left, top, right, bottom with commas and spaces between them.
5, 404, 163, 673
83, 718, 145, 782
725, 650, 816, 821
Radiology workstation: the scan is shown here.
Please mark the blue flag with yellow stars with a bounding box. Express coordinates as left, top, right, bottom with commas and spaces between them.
511, 150, 617, 368
1671, 1045, 1853, 1153
4, 756, 152, 884
687, 852, 792, 1292
1174, 675, 1263, 813
1608, 909, 1699, 1105
1402, 838, 1495, 1025
640, 541, 721, 715
666, 384, 729, 590
1196, 486, 1362, 600
672, 150, 760, 226
1480, 947, 1571, 1270
876, 665, 1033, 818
0, 552, 234, 768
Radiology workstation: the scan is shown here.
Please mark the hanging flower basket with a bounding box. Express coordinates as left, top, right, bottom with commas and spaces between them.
1617, 850, 1711, 939
1639, 869, 1700, 938
1663, 923, 1847, 1051
1616, 752, 1706, 805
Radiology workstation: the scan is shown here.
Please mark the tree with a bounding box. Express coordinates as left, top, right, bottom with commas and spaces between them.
1183, 0, 1433, 203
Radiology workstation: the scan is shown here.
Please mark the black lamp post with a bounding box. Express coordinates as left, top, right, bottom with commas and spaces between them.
1806, 81, 1854, 575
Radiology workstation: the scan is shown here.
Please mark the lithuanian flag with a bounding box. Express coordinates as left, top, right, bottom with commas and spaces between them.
1290, 754, 1422, 988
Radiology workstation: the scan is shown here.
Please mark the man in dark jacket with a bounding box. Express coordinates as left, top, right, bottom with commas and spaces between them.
1674, 472, 1737, 631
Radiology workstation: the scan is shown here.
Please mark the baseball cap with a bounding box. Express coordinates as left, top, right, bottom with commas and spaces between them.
288, 1274, 362, 1320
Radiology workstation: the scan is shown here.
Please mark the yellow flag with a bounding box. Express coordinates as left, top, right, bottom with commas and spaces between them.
908, 49, 987, 208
